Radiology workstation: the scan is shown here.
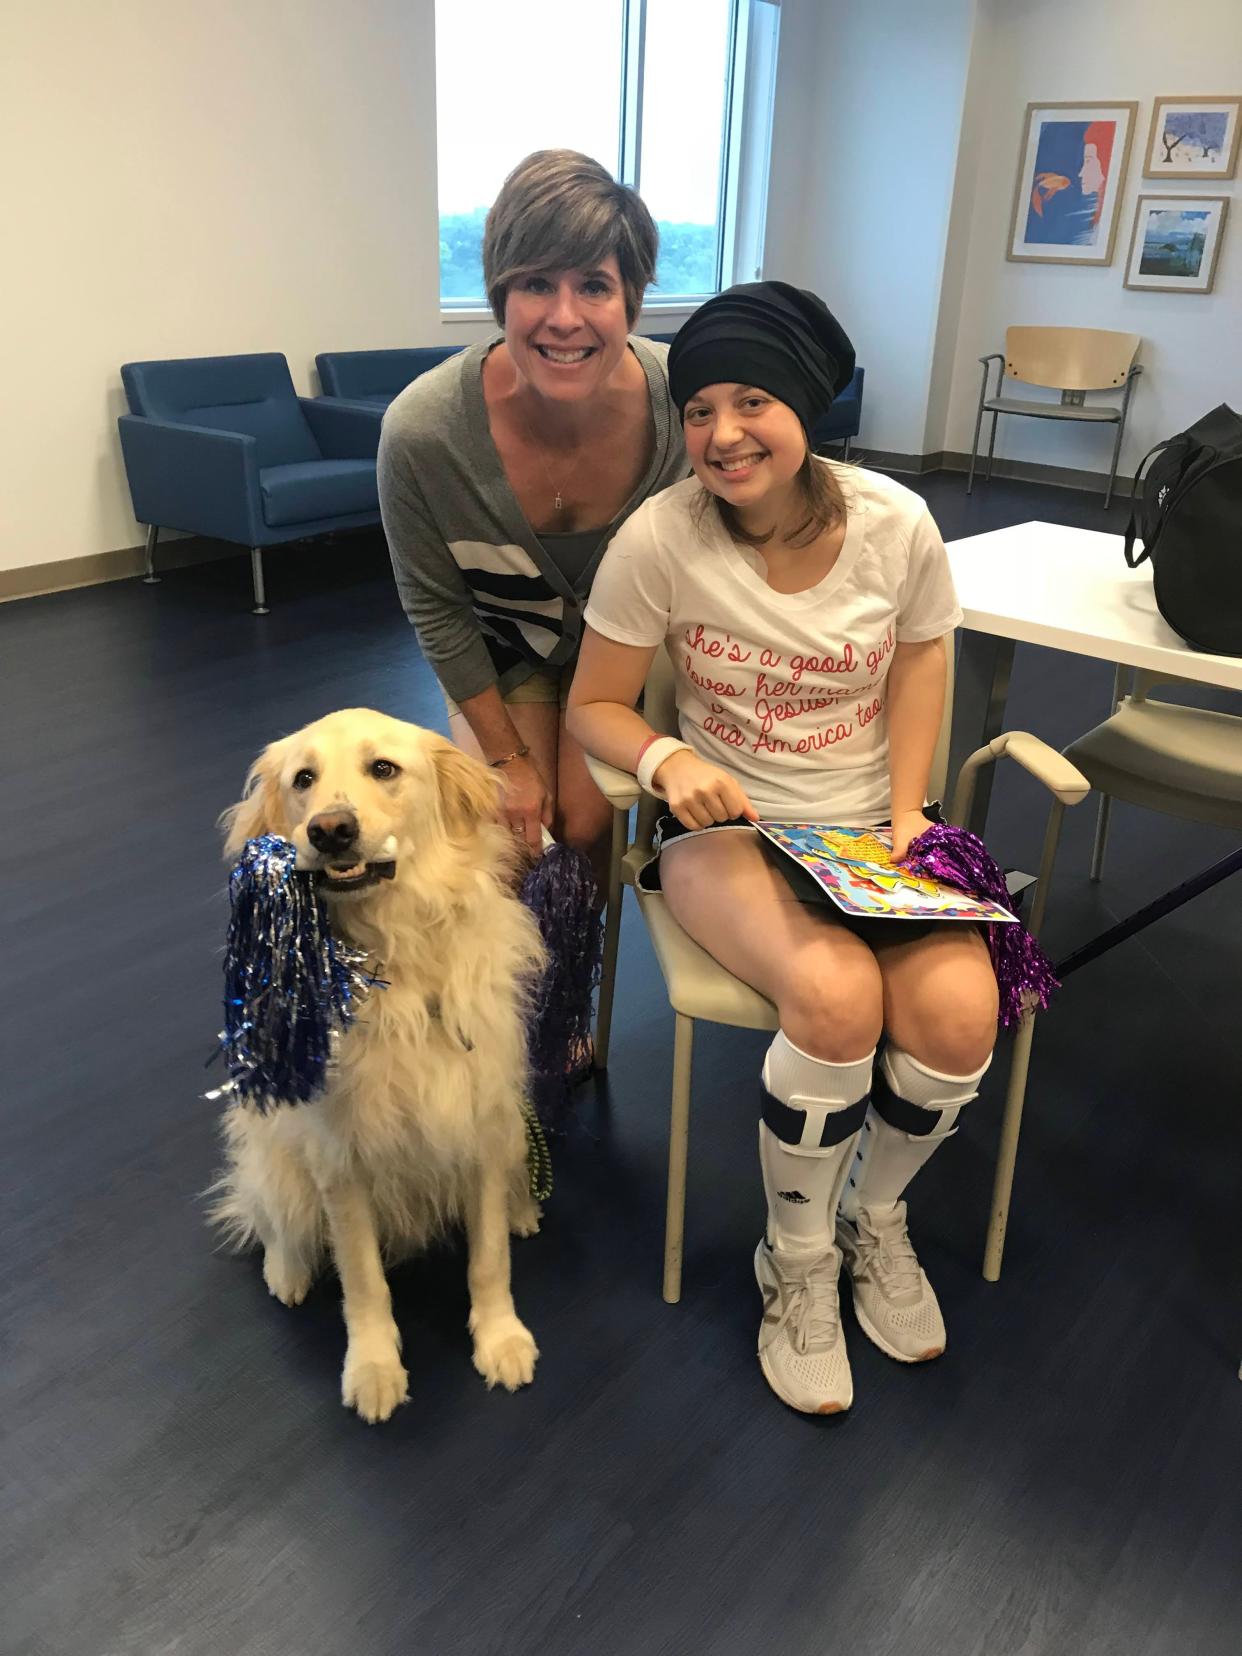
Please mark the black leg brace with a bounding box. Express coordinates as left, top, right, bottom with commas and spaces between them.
870, 1066, 942, 1136
761, 1086, 869, 1148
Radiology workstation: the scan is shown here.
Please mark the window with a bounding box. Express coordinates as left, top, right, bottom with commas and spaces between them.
434, 0, 780, 312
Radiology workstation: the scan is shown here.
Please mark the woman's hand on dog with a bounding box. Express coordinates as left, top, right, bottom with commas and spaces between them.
498, 753, 554, 853
656, 749, 759, 831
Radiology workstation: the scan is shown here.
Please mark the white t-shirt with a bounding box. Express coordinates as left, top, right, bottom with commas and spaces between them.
584, 462, 962, 825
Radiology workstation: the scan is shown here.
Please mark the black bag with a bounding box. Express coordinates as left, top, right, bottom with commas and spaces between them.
1124, 403, 1242, 656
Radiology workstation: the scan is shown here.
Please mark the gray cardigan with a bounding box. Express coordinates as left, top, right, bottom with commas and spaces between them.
378, 335, 687, 701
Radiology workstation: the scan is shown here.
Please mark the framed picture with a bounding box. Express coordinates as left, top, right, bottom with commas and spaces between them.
1144, 96, 1241, 179
1124, 195, 1229, 293
1007, 101, 1137, 264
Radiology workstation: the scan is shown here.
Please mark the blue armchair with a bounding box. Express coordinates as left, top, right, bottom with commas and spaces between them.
811, 366, 865, 459
118, 353, 382, 613
315, 346, 463, 409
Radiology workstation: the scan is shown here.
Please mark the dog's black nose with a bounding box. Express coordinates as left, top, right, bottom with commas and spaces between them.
307, 809, 360, 854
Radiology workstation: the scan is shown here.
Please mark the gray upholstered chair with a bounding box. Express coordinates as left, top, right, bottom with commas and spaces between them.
588, 642, 1089, 1301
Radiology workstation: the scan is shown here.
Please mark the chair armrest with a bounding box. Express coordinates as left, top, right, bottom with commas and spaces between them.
116, 415, 261, 544
299, 396, 382, 459
978, 352, 1005, 366
995, 732, 1091, 804
584, 753, 642, 810
950, 730, 1091, 824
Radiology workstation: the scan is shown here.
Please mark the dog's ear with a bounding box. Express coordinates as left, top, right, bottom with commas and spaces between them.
219, 739, 290, 861
430, 738, 503, 838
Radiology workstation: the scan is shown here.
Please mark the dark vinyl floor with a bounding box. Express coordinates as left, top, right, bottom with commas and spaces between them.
3, 474, 1240, 1656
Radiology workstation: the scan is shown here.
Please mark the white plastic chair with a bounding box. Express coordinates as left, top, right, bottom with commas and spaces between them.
1070, 669, 1242, 882
588, 640, 1090, 1301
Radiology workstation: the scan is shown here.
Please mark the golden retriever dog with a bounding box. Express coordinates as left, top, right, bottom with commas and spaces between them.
211, 709, 547, 1423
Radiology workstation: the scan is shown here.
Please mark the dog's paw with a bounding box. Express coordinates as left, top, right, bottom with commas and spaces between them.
262, 1247, 312, 1307
472, 1315, 538, 1391
342, 1344, 409, 1424
509, 1196, 543, 1238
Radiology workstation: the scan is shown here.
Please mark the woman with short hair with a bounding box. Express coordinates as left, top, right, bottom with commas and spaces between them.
379, 150, 686, 876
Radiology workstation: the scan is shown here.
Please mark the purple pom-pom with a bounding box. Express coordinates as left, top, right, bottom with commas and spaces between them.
520, 843, 603, 1128
904, 821, 1060, 1029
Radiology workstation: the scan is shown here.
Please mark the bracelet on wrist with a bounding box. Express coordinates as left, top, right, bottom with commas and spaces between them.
489, 744, 531, 769
634, 733, 661, 770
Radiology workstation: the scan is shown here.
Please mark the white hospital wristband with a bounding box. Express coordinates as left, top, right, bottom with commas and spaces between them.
636, 737, 693, 795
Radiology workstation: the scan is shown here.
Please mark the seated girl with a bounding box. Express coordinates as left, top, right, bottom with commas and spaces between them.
566, 283, 998, 1416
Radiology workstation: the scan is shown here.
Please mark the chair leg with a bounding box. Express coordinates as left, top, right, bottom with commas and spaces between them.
983, 1009, 1037, 1281
983, 797, 1065, 1279
967, 393, 986, 496
663, 1013, 694, 1305
985, 411, 999, 481
841, 436, 853, 461
142, 525, 160, 584
1104, 419, 1125, 509
594, 808, 629, 1072
1089, 793, 1113, 883
250, 548, 269, 615
1089, 665, 1127, 881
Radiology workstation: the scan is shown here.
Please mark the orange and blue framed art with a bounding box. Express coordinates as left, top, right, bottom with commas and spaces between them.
1007, 101, 1137, 265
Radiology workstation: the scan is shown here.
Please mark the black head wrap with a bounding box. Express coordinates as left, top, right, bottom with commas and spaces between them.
667, 281, 855, 431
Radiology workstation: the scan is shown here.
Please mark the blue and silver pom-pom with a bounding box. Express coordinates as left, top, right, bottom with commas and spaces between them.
211, 834, 382, 1109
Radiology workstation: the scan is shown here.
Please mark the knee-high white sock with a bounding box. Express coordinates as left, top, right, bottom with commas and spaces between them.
839, 1045, 992, 1225
759, 1030, 874, 1254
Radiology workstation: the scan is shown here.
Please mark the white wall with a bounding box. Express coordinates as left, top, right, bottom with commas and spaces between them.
7, 0, 1239, 576
934, 0, 1242, 475
765, 0, 979, 456
0, 0, 493, 574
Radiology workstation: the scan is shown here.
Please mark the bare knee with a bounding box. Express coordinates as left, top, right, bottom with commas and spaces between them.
553, 756, 612, 849
893, 978, 998, 1075
554, 803, 611, 859
779, 967, 884, 1063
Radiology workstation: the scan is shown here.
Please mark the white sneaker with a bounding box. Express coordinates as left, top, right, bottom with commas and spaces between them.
754, 1238, 853, 1414
837, 1204, 946, 1363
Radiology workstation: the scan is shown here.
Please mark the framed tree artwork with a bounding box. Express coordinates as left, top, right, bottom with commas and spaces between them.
1144, 97, 1241, 179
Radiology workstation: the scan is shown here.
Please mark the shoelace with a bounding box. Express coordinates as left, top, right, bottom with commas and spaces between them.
850, 1204, 922, 1301
761, 1252, 842, 1355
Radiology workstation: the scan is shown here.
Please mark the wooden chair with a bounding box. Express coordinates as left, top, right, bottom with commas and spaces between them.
968, 327, 1142, 508
589, 641, 1090, 1301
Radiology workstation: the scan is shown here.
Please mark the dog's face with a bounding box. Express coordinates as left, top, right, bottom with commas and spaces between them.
221, 709, 502, 899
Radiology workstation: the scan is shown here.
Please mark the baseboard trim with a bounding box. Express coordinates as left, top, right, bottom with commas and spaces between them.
1, 450, 1140, 603
0, 535, 243, 603
857, 446, 1137, 496
853, 448, 946, 476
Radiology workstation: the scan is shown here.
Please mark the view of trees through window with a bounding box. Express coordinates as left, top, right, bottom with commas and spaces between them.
439, 212, 721, 303
436, 0, 736, 305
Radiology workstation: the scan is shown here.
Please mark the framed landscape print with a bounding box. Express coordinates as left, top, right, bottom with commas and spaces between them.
1008, 101, 1137, 264
1124, 196, 1229, 293
1143, 96, 1241, 179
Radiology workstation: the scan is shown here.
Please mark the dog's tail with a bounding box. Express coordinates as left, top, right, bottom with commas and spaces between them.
203, 1106, 325, 1263
203, 1167, 262, 1252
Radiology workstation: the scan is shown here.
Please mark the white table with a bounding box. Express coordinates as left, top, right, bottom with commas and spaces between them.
945, 520, 1242, 834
